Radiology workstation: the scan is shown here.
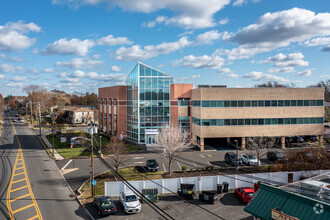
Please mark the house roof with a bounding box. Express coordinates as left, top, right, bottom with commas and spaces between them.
244, 182, 330, 220
64, 106, 94, 112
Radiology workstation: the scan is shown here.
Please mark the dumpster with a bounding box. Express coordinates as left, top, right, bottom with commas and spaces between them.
199, 190, 218, 204
223, 182, 229, 193
142, 188, 158, 203
177, 184, 195, 200
217, 184, 222, 194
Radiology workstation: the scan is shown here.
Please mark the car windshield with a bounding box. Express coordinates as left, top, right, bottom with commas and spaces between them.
230, 154, 238, 159
125, 195, 137, 202
248, 155, 257, 159
148, 160, 158, 166
246, 192, 254, 197
276, 153, 284, 157
101, 199, 113, 208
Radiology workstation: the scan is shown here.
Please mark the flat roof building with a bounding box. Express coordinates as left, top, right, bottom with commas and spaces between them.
98, 63, 325, 151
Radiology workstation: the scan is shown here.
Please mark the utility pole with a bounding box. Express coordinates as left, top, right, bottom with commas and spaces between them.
30, 101, 33, 128
38, 103, 41, 137
234, 140, 239, 171
91, 125, 95, 199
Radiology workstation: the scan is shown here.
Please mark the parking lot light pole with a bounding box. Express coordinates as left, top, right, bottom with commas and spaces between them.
234, 140, 239, 171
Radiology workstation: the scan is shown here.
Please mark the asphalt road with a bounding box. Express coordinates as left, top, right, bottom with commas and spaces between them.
0, 110, 90, 220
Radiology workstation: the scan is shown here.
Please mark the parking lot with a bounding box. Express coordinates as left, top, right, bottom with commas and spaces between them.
84, 190, 253, 220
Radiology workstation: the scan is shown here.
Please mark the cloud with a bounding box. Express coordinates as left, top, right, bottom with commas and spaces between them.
226, 73, 239, 78
322, 46, 330, 52
60, 78, 80, 83
11, 76, 29, 82
262, 53, 309, 67
142, 16, 166, 28
59, 72, 67, 77
219, 18, 229, 25
42, 68, 55, 73
0, 74, 4, 79
305, 37, 330, 47
93, 73, 126, 84
218, 68, 233, 74
267, 67, 295, 73
70, 70, 85, 78
296, 69, 312, 76
0, 20, 41, 51
0, 54, 23, 62
97, 34, 133, 46
194, 30, 221, 45
175, 74, 200, 82
53, 0, 231, 29
112, 37, 191, 61
26, 68, 39, 74
43, 38, 95, 56
7, 83, 23, 87
223, 8, 330, 59
55, 57, 104, 69
243, 71, 288, 82
181, 55, 225, 69
0, 64, 24, 73
233, 0, 259, 7
111, 65, 122, 72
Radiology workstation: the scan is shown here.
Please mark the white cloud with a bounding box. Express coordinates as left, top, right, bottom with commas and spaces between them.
60, 78, 80, 83
0, 20, 41, 51
71, 70, 85, 78
86, 71, 98, 79
0, 64, 24, 73
178, 30, 194, 37
181, 55, 225, 69
111, 65, 122, 72
296, 69, 312, 76
26, 68, 39, 73
112, 37, 191, 61
243, 71, 288, 82
322, 46, 330, 52
97, 34, 133, 46
320, 74, 330, 78
43, 38, 95, 56
175, 74, 200, 82
219, 18, 229, 25
218, 68, 233, 74
59, 72, 67, 77
42, 68, 55, 73
233, 0, 247, 6
223, 8, 330, 59
12, 76, 29, 82
55, 57, 104, 69
0, 54, 23, 62
0, 74, 4, 79
305, 37, 330, 46
142, 16, 166, 28
267, 67, 295, 73
7, 83, 23, 87
226, 73, 239, 78
93, 73, 126, 84
53, 0, 231, 29
194, 30, 221, 45
262, 53, 309, 67
293, 80, 302, 84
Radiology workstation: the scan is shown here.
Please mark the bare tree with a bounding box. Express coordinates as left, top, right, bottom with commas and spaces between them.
157, 125, 191, 174
104, 136, 127, 172
246, 136, 277, 168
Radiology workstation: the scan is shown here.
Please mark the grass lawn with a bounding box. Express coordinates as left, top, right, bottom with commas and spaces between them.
79, 167, 164, 199
46, 132, 110, 159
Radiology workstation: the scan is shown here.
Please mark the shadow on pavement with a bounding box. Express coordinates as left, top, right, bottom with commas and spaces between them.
219, 193, 243, 206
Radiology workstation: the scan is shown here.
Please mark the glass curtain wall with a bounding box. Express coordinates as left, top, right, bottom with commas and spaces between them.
126, 62, 173, 144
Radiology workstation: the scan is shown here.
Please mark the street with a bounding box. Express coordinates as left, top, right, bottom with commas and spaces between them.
0, 111, 90, 219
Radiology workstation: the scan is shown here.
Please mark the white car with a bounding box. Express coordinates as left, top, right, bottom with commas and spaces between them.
241, 154, 261, 166
120, 191, 141, 214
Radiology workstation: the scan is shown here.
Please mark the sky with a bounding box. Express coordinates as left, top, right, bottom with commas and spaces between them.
0, 0, 329, 96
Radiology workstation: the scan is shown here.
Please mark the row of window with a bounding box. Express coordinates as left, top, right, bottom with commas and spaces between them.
191, 100, 323, 108
192, 117, 324, 126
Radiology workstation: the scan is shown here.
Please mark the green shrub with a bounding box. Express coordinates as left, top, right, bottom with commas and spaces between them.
190, 168, 194, 172
182, 166, 187, 172
210, 165, 214, 170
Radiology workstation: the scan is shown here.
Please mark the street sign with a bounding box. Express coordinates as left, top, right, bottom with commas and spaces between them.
92, 180, 97, 185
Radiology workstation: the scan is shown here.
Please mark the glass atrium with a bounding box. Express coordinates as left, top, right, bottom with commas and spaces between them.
126, 62, 173, 144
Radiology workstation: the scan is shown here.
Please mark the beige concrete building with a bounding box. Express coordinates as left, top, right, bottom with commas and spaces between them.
189, 87, 324, 151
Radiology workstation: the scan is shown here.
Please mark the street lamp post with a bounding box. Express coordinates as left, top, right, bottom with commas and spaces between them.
87, 123, 98, 199
234, 140, 239, 171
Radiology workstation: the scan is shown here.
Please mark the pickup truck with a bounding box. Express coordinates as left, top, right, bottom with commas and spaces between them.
120, 191, 141, 214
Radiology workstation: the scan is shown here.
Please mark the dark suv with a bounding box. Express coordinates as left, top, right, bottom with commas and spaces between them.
146, 159, 159, 172
224, 152, 242, 166
267, 151, 286, 162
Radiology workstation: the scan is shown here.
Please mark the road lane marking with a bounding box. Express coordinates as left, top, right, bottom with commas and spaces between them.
134, 161, 144, 164
177, 162, 182, 170
28, 215, 39, 220
6, 119, 43, 220
12, 203, 34, 214
193, 163, 197, 167
133, 157, 144, 159
200, 154, 205, 158
61, 159, 72, 170
12, 178, 26, 184
207, 161, 212, 165
162, 163, 166, 172
10, 194, 31, 202
13, 172, 24, 176
10, 185, 28, 192
207, 154, 213, 158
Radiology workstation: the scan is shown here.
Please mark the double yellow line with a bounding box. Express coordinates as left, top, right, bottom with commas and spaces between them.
6, 120, 43, 220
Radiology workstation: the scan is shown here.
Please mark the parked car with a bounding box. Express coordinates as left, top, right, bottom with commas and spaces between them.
12, 118, 17, 122
267, 151, 286, 162
235, 187, 255, 204
225, 152, 242, 166
18, 118, 25, 123
120, 191, 141, 214
146, 159, 159, 172
241, 154, 260, 166
93, 196, 117, 216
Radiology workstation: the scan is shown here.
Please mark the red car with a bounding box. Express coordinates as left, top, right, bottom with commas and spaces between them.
235, 187, 255, 204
